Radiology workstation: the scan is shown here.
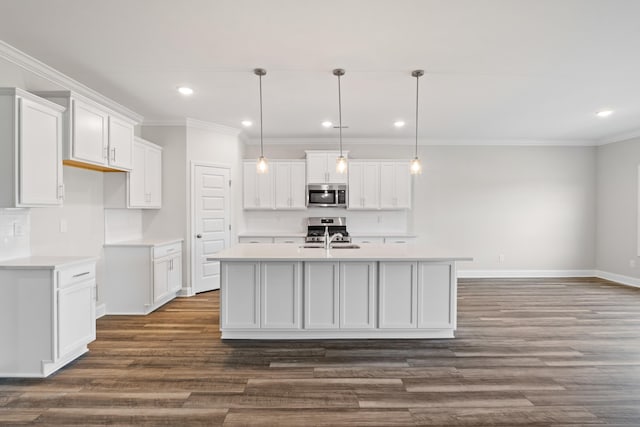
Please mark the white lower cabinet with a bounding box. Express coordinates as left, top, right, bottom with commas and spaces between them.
222, 261, 302, 330
104, 240, 183, 314
0, 258, 96, 377
220, 260, 456, 339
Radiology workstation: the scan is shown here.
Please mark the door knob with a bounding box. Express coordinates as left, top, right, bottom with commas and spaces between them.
196, 234, 202, 238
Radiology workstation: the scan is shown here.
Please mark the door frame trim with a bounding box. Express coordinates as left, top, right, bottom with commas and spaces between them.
189, 161, 231, 296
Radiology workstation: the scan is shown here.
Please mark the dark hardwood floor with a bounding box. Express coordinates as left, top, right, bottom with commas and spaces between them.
2, 277, 640, 425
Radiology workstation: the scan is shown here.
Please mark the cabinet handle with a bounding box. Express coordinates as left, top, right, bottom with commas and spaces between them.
111, 147, 117, 162
72, 271, 90, 278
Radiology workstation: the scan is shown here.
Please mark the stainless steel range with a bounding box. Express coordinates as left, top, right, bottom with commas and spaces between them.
305, 217, 351, 244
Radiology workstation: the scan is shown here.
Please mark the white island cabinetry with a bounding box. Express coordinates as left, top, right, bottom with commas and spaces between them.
0, 257, 97, 377
104, 239, 183, 314
212, 244, 470, 339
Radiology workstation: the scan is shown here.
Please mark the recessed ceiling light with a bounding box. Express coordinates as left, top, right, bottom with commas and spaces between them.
241, 120, 253, 127
322, 121, 333, 128
596, 110, 613, 117
394, 120, 406, 128
177, 86, 194, 96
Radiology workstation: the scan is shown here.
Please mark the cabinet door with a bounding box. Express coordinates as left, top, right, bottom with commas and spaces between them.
347, 161, 363, 209
289, 162, 307, 209
128, 142, 147, 207
167, 255, 182, 293
58, 280, 95, 359
146, 145, 162, 208
221, 262, 260, 329
417, 262, 454, 329
261, 262, 302, 329
379, 162, 396, 209
394, 162, 411, 209
108, 116, 134, 170
340, 262, 376, 329
362, 163, 380, 209
153, 258, 170, 303
72, 99, 108, 165
273, 162, 291, 209
304, 262, 339, 329
306, 152, 328, 184
18, 97, 62, 206
379, 262, 417, 328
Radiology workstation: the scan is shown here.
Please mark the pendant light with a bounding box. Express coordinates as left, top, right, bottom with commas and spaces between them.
333, 68, 347, 174
254, 68, 268, 173
410, 69, 424, 175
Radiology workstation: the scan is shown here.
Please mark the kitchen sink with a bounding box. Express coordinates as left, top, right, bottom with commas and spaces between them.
299, 244, 360, 249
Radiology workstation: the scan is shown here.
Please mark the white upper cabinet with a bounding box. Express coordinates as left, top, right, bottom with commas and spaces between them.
380, 161, 412, 209
128, 138, 162, 209
243, 160, 274, 209
274, 161, 306, 209
305, 151, 348, 184
34, 91, 136, 172
0, 88, 64, 208
348, 161, 379, 210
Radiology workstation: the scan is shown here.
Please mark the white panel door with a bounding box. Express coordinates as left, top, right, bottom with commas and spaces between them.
289, 162, 307, 208
19, 97, 62, 206
72, 99, 108, 165
128, 142, 147, 207
340, 262, 376, 329
274, 162, 291, 209
261, 262, 302, 329
193, 165, 230, 293
108, 116, 134, 170
348, 161, 363, 209
379, 262, 418, 328
417, 262, 454, 329
221, 262, 260, 329
304, 262, 339, 329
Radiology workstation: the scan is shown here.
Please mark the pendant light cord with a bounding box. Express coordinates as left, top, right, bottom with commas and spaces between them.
259, 73, 264, 158
338, 73, 343, 156
414, 73, 419, 159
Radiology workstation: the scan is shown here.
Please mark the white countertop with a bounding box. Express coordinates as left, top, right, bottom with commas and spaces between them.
209, 243, 472, 262
0, 256, 98, 270
238, 232, 416, 238
104, 238, 183, 247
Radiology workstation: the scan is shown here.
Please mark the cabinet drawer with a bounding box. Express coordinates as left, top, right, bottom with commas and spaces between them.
58, 263, 96, 289
273, 237, 305, 244
153, 242, 182, 259
239, 237, 273, 244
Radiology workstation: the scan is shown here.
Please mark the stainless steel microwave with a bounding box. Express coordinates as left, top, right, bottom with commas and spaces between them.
307, 184, 347, 208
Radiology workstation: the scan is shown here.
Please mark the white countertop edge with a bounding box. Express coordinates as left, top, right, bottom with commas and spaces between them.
238, 232, 417, 238
0, 256, 99, 270
211, 256, 472, 262
104, 238, 184, 247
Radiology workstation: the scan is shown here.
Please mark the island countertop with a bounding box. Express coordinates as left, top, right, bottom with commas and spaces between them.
208, 243, 472, 262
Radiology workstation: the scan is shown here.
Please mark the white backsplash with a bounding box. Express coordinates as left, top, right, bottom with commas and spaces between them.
104, 209, 143, 243
241, 209, 409, 234
0, 208, 30, 261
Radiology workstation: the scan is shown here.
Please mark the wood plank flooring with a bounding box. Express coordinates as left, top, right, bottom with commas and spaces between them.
2, 277, 640, 425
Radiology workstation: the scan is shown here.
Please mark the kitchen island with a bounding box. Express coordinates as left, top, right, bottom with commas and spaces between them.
209, 243, 471, 339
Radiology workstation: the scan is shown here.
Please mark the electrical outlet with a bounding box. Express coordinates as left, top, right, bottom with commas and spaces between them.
13, 222, 25, 237
630, 259, 637, 268
498, 254, 505, 263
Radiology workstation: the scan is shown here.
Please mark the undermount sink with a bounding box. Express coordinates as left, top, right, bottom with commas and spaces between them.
300, 244, 360, 249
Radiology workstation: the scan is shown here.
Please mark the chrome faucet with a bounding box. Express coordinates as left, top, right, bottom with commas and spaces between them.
324, 228, 343, 250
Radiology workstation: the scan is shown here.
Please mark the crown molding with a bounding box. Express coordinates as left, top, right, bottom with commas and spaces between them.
242, 137, 598, 147
185, 118, 242, 136
599, 128, 640, 145
0, 40, 143, 123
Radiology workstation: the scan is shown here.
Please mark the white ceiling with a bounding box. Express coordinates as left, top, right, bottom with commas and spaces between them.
1, 0, 640, 143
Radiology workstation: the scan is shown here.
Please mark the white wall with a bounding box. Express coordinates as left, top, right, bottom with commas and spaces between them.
596, 136, 640, 279
245, 142, 597, 272
0, 209, 30, 261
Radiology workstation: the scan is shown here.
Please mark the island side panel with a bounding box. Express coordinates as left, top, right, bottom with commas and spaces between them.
221, 262, 260, 329
417, 261, 455, 329
378, 261, 418, 329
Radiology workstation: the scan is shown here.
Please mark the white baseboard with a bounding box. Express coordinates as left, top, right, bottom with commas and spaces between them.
96, 303, 106, 319
458, 269, 596, 278
594, 270, 640, 288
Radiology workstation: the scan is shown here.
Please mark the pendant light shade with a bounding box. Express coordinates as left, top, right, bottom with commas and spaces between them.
333, 68, 347, 174
410, 69, 424, 175
254, 68, 268, 174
